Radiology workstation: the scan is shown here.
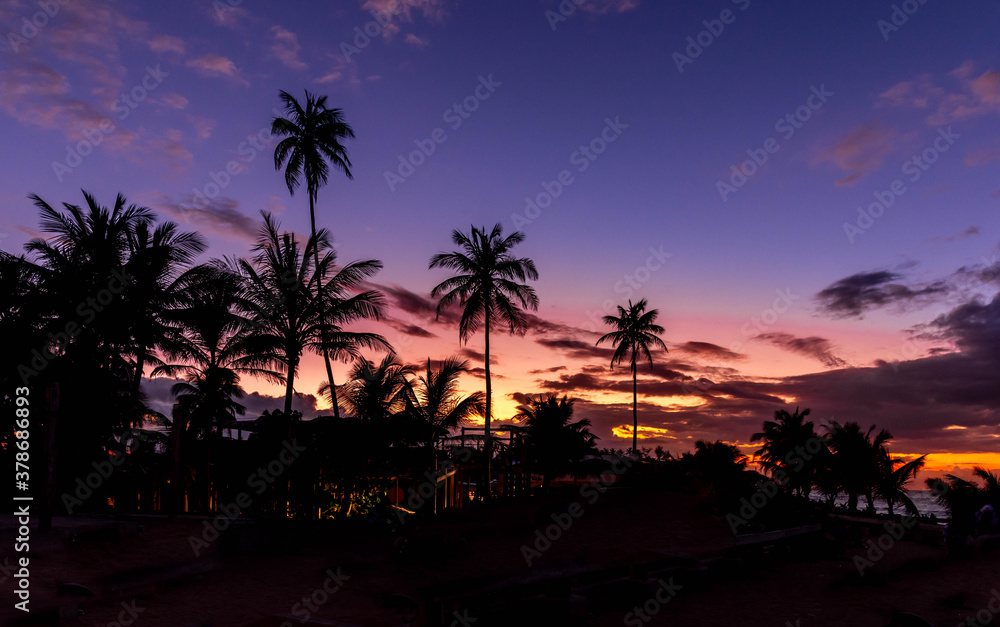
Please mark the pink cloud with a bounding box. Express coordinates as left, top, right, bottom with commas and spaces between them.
813, 123, 898, 187
269, 26, 307, 70
965, 149, 998, 167
880, 61, 1000, 125
186, 54, 249, 86
148, 34, 185, 55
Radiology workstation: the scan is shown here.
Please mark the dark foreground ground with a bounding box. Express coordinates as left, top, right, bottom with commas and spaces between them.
0, 490, 996, 626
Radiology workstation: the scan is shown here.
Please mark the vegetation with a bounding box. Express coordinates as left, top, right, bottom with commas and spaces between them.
0, 90, 967, 532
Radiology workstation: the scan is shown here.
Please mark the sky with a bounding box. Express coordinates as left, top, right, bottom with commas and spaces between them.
1, 0, 999, 479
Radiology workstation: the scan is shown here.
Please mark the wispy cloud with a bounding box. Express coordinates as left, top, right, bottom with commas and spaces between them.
813, 123, 898, 186
186, 54, 249, 86
147, 193, 260, 241
880, 61, 1000, 126
816, 270, 951, 318
269, 26, 307, 70
753, 332, 847, 368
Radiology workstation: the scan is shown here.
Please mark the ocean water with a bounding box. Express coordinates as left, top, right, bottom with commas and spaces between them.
815, 490, 949, 520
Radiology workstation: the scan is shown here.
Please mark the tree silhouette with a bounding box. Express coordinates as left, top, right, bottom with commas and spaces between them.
429, 224, 538, 499
515, 394, 598, 489
596, 298, 667, 453
273, 89, 355, 418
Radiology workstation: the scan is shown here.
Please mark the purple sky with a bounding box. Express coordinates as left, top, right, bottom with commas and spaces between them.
2, 0, 999, 476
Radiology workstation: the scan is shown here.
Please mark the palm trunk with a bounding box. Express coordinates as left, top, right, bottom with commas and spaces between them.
632, 362, 638, 454
483, 308, 492, 501
284, 357, 296, 414
309, 194, 341, 419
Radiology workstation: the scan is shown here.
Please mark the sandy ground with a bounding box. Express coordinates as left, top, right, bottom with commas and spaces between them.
0, 490, 995, 626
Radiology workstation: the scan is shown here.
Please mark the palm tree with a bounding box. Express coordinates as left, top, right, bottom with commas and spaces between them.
750, 406, 821, 497
238, 213, 388, 414
429, 224, 539, 499
875, 452, 926, 516
122, 218, 207, 411
272, 89, 355, 418
154, 264, 283, 512
514, 395, 598, 489
404, 357, 485, 454
596, 298, 667, 453
825, 421, 892, 513
334, 353, 412, 421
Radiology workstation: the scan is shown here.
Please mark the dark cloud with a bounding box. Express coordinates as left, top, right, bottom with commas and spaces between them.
141, 377, 318, 421
754, 332, 848, 368
460, 347, 498, 365
382, 315, 436, 339
674, 341, 746, 361
528, 365, 567, 375
151, 193, 259, 241
816, 270, 950, 318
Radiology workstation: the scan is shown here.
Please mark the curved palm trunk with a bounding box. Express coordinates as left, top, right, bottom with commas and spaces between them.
631, 361, 638, 453
310, 194, 341, 419
483, 309, 492, 501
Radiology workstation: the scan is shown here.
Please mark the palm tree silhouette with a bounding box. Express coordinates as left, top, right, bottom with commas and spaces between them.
334, 353, 412, 421
238, 213, 388, 414
404, 357, 485, 455
825, 420, 892, 512
596, 298, 667, 453
429, 224, 539, 499
751, 406, 820, 497
272, 89, 355, 418
514, 394, 598, 489
875, 452, 926, 516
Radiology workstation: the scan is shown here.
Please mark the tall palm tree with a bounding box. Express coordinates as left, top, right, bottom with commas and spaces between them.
238, 213, 388, 414
751, 406, 821, 497
596, 298, 667, 453
404, 357, 485, 453
272, 89, 355, 418
429, 224, 539, 499
514, 395, 598, 489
